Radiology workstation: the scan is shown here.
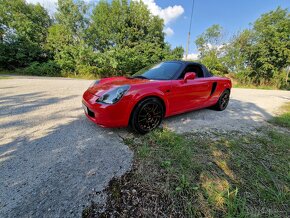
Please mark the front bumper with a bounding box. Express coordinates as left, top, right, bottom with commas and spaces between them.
82, 90, 131, 128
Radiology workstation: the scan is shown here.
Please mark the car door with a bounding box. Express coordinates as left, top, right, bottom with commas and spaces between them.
168, 64, 212, 114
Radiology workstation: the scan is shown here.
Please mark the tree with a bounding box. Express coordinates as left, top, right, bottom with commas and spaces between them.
0, 0, 51, 68
88, 0, 183, 76
222, 30, 252, 74
223, 7, 290, 87
246, 7, 290, 85
196, 24, 223, 58
46, 0, 96, 76
1, 0, 183, 77
195, 24, 228, 75
164, 45, 184, 60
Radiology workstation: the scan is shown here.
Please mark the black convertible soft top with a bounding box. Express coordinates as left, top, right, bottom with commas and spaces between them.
165, 60, 213, 79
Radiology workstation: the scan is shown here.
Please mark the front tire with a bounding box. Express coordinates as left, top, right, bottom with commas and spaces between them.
130, 98, 164, 134
214, 89, 230, 111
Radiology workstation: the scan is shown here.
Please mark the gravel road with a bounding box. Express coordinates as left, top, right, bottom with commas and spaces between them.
0, 76, 289, 217
0, 77, 133, 217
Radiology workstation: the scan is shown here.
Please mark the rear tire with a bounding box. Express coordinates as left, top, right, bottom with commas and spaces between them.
130, 97, 164, 134
214, 89, 230, 111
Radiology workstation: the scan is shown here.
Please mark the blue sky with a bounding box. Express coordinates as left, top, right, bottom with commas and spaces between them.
159, 0, 290, 57
27, 0, 289, 58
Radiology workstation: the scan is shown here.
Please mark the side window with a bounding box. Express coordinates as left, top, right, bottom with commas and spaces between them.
178, 65, 204, 79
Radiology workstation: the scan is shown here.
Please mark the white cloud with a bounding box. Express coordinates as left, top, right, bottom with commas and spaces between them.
163, 27, 174, 36
136, 0, 184, 25
183, 53, 199, 61
136, 0, 184, 40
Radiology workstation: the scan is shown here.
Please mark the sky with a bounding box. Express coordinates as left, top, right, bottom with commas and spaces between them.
27, 0, 290, 59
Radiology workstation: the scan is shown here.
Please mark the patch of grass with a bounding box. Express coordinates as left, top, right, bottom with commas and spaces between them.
66, 74, 97, 80
0, 69, 17, 75
0, 69, 97, 80
0, 76, 11, 79
87, 128, 290, 217
227, 130, 290, 215
270, 102, 290, 128
233, 84, 279, 90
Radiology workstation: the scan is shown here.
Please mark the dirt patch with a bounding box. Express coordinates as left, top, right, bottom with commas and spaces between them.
83, 167, 181, 217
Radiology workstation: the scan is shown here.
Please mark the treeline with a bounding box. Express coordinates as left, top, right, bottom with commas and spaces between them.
0, 0, 184, 78
195, 7, 289, 89
0, 1, 289, 89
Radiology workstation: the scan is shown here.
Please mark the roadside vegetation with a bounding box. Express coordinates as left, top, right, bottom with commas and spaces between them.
194, 8, 290, 90
0, 1, 289, 89
83, 124, 290, 217
270, 102, 290, 128
0, 76, 11, 79
233, 84, 281, 90
0, 0, 183, 79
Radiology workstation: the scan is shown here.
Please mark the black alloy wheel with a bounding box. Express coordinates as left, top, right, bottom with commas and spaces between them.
130, 98, 164, 134
215, 89, 230, 111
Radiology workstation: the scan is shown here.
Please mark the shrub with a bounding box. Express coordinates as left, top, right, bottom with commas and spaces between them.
76, 65, 99, 79
272, 69, 289, 89
20, 61, 61, 76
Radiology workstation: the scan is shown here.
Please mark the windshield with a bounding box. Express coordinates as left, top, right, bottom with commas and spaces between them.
133, 62, 182, 80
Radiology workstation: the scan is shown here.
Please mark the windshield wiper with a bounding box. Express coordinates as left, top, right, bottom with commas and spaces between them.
132, 75, 148, 79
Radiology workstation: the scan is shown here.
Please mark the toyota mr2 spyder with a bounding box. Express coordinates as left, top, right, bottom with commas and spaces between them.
82, 61, 232, 133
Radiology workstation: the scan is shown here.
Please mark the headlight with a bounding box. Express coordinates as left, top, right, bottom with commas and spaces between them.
97, 85, 130, 104
89, 80, 100, 88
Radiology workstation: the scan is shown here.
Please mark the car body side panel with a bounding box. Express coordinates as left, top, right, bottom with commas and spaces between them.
168, 78, 211, 114
165, 77, 231, 116
197, 77, 232, 108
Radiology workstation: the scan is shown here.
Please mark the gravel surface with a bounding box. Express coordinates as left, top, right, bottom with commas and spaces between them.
0, 76, 289, 217
165, 88, 290, 133
0, 77, 133, 217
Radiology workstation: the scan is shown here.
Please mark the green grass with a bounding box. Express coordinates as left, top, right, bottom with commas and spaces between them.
0, 75, 11, 79
0, 69, 16, 75
234, 83, 290, 90
233, 84, 279, 90
270, 103, 290, 128
97, 128, 290, 217
65, 74, 97, 80
0, 69, 96, 80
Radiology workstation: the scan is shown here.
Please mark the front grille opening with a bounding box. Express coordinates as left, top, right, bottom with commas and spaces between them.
87, 108, 95, 118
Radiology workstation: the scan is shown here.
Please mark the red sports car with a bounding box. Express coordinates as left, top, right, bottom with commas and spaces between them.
82, 61, 231, 133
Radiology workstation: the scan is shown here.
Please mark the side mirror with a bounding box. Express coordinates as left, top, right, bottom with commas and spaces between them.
184, 72, 196, 82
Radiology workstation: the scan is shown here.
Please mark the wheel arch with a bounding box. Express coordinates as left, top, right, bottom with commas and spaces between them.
217, 80, 231, 97
218, 87, 231, 98
129, 95, 167, 124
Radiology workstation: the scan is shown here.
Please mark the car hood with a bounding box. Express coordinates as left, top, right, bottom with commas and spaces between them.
87, 76, 152, 96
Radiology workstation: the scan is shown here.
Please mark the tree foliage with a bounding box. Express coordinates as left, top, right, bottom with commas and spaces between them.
195, 24, 228, 75
0, 0, 51, 68
243, 7, 290, 86
86, 0, 183, 76
196, 8, 289, 88
0, 0, 183, 77
46, 0, 95, 76
0, 0, 288, 88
